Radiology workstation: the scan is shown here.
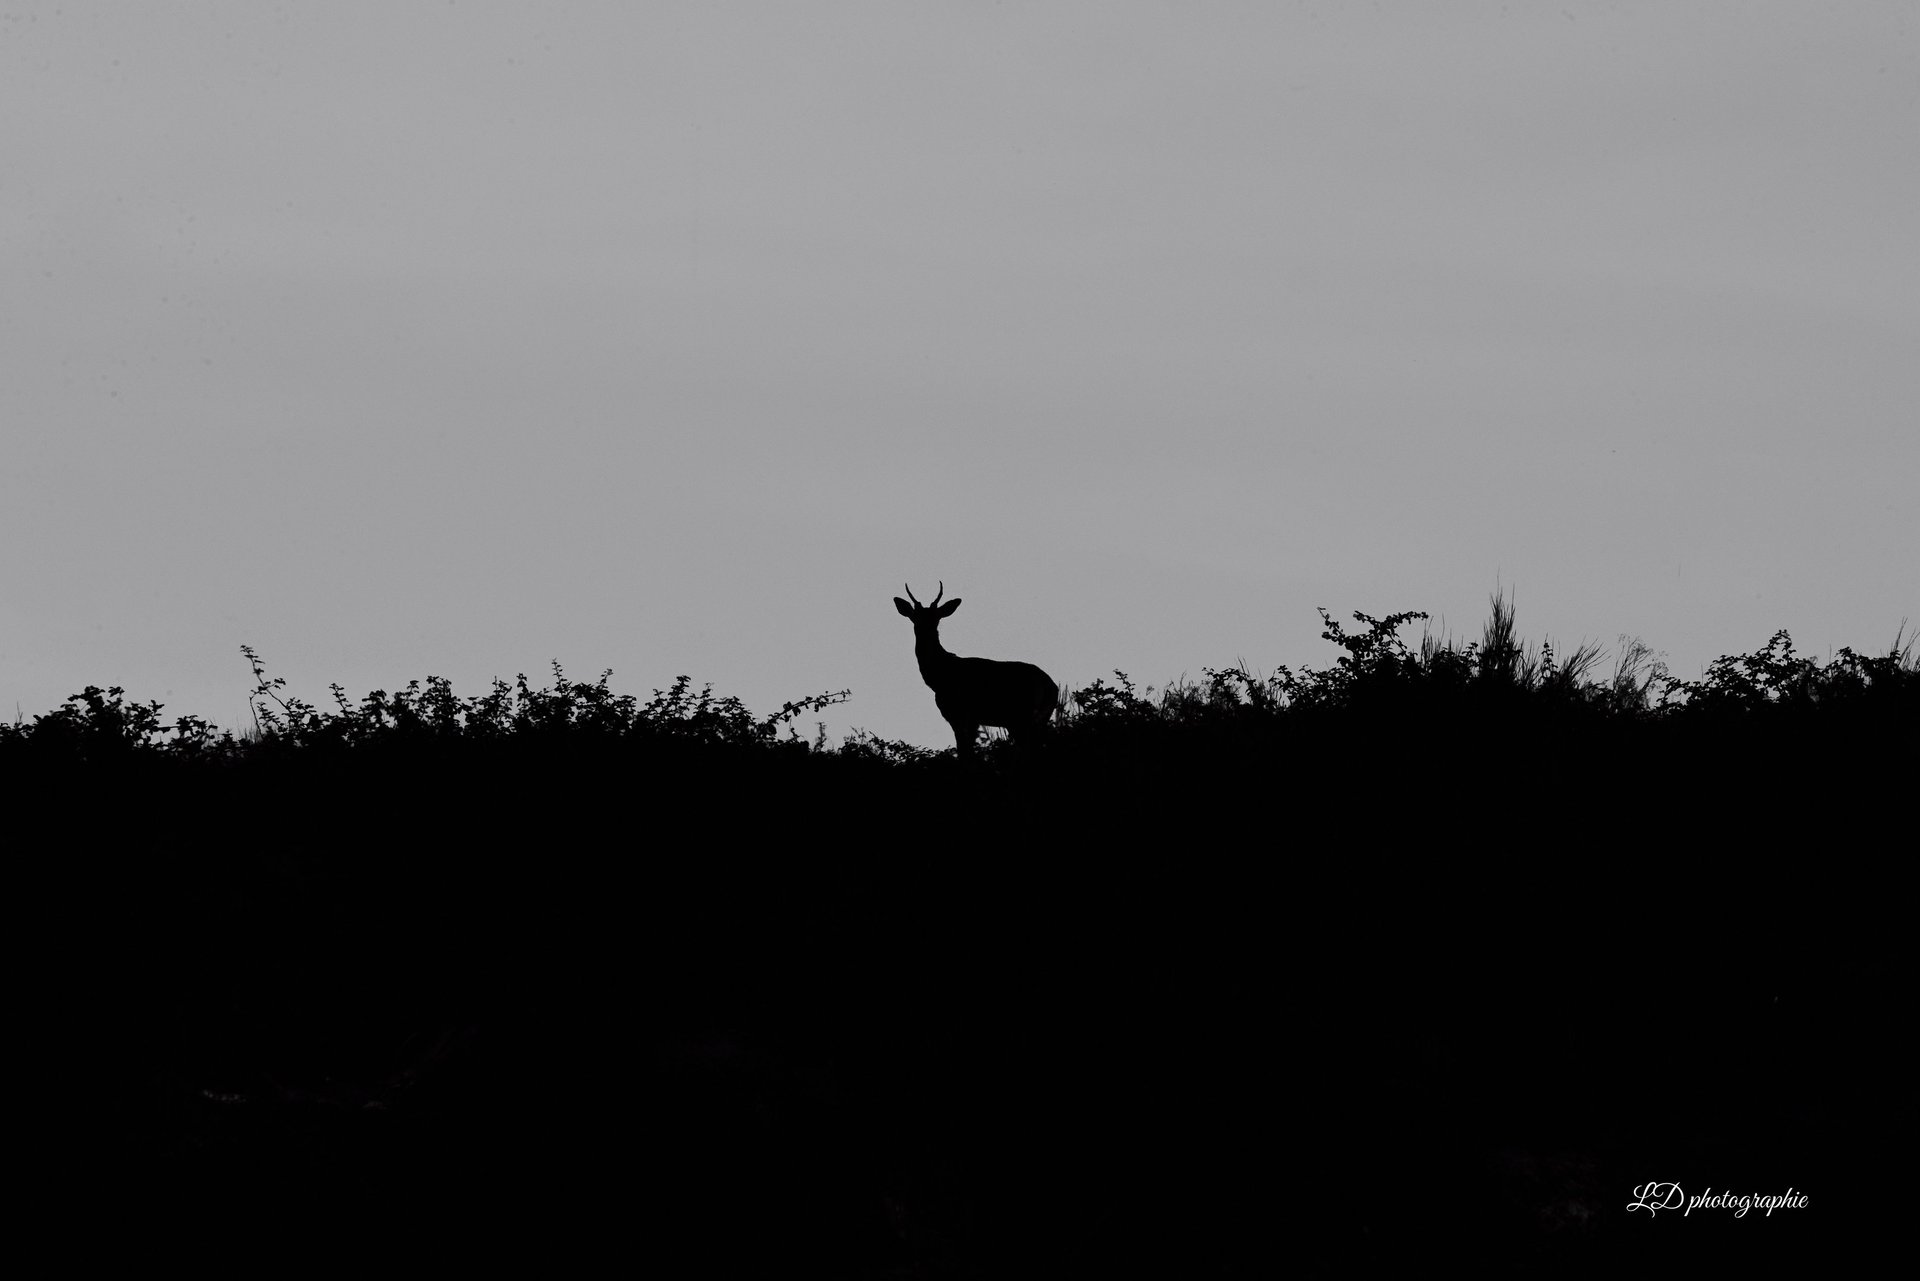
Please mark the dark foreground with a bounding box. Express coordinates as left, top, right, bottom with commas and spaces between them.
31, 719, 1907, 1273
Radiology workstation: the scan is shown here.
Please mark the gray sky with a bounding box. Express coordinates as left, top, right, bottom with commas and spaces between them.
4, 2, 1915, 747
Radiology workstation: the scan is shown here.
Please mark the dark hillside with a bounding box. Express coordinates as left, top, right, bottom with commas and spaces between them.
15, 601, 1912, 1271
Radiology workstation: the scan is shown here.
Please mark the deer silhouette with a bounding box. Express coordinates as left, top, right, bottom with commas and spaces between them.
895, 582, 1059, 758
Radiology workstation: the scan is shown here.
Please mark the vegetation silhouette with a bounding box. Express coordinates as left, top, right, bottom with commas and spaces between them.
12, 591, 1912, 1270
894, 581, 1060, 759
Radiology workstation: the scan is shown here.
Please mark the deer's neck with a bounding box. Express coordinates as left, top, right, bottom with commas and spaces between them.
914, 632, 956, 688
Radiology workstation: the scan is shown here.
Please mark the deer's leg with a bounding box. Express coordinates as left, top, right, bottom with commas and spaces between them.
951, 721, 978, 757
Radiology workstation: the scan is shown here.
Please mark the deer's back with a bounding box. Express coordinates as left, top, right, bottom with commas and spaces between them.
938, 656, 1059, 727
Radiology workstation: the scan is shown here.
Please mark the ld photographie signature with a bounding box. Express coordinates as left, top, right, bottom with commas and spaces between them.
1628, 1183, 1808, 1219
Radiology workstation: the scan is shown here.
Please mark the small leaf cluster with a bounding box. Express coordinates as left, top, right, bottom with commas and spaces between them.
0, 683, 242, 764
1660, 626, 1918, 726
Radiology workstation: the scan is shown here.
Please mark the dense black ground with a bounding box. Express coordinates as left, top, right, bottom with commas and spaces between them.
20, 613, 1913, 1270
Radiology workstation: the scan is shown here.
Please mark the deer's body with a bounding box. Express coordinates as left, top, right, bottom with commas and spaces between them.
896, 583, 1058, 757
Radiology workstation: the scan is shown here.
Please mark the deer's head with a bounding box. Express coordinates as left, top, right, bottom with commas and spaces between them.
894, 581, 961, 643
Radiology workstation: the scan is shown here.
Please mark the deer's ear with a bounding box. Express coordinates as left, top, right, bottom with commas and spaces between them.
938, 598, 962, 617
894, 598, 915, 618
